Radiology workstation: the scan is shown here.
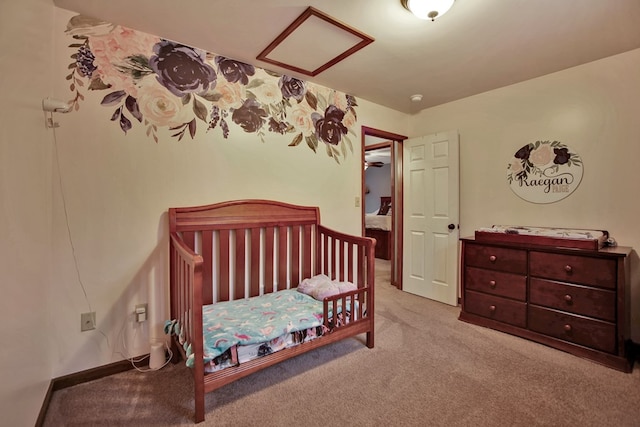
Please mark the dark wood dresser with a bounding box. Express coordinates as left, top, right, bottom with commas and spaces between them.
459, 236, 633, 372
365, 228, 391, 260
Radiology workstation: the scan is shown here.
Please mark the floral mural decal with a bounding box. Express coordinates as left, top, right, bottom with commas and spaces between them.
64, 15, 358, 163
507, 140, 583, 204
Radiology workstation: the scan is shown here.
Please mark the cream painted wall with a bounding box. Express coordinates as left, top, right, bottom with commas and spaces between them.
408, 48, 640, 340
0, 0, 54, 425
12, 5, 637, 423
49, 8, 409, 377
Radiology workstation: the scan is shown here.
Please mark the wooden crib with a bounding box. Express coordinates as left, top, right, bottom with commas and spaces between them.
168, 199, 376, 423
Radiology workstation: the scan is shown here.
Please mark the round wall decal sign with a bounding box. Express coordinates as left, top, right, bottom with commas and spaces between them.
507, 140, 583, 204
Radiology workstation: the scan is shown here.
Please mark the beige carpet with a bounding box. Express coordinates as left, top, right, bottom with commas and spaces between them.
43, 259, 640, 426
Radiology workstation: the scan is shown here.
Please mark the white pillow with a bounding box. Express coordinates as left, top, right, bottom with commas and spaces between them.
297, 275, 357, 300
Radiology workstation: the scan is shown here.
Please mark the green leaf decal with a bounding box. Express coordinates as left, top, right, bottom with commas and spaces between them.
246, 79, 265, 89
193, 98, 208, 122
289, 132, 303, 147
188, 119, 196, 138
264, 69, 282, 78
306, 135, 318, 152
200, 92, 223, 102
305, 91, 318, 111
88, 77, 111, 90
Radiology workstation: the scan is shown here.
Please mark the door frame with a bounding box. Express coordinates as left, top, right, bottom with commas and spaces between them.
361, 126, 407, 289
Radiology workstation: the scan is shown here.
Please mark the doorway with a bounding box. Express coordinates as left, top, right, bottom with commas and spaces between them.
361, 126, 407, 289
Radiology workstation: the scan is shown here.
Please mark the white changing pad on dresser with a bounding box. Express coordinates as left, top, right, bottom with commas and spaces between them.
475, 225, 609, 250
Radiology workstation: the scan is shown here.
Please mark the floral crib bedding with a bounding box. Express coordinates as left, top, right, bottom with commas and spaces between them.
166, 276, 358, 373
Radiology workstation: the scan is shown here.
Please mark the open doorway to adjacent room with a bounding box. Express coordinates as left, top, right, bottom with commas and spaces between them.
361, 126, 406, 289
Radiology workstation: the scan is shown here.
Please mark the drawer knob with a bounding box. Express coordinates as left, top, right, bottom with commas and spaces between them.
489, 305, 496, 312
489, 280, 496, 288
489, 255, 497, 262
564, 264, 572, 273
564, 294, 573, 303
564, 324, 572, 332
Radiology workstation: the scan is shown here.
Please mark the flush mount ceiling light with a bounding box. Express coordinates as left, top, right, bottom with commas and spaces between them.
401, 0, 455, 21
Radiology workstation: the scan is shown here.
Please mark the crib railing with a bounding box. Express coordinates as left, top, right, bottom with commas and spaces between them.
169, 232, 205, 402
169, 222, 376, 354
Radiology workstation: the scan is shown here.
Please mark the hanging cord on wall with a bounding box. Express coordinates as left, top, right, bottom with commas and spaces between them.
53, 127, 166, 371
52, 128, 110, 348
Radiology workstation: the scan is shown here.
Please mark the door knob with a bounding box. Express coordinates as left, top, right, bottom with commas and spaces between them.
448, 223, 455, 230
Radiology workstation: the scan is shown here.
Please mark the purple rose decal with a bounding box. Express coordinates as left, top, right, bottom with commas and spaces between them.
553, 147, 571, 165
515, 144, 532, 160
312, 105, 348, 145
149, 40, 216, 97
268, 118, 289, 134
215, 56, 255, 85
279, 76, 306, 101
231, 99, 268, 133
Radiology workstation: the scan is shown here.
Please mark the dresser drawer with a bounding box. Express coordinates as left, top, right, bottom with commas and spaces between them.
529, 278, 616, 322
464, 290, 526, 328
465, 266, 526, 301
529, 251, 616, 289
528, 305, 616, 353
465, 244, 527, 274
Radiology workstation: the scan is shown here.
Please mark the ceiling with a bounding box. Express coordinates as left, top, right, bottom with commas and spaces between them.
365, 147, 391, 165
53, 0, 640, 114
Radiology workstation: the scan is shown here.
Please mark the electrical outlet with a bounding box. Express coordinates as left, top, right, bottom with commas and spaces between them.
355, 196, 360, 207
81, 312, 96, 332
135, 303, 148, 323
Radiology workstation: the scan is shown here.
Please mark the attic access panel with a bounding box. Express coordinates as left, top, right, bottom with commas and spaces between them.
256, 7, 374, 77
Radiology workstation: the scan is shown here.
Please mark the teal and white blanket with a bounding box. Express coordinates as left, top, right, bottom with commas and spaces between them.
167, 289, 326, 368
165, 275, 360, 369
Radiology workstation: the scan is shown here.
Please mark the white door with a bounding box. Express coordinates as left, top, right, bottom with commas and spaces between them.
402, 131, 459, 306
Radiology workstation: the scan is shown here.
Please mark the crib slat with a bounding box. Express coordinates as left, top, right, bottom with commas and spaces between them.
302, 224, 312, 280
347, 243, 354, 284
170, 245, 176, 317
323, 233, 329, 276
250, 228, 260, 297
235, 229, 246, 299
219, 230, 230, 302
331, 236, 338, 281
202, 231, 213, 305
357, 244, 364, 287
339, 240, 345, 282
183, 231, 195, 251
278, 227, 287, 291
291, 225, 300, 286
264, 227, 274, 294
